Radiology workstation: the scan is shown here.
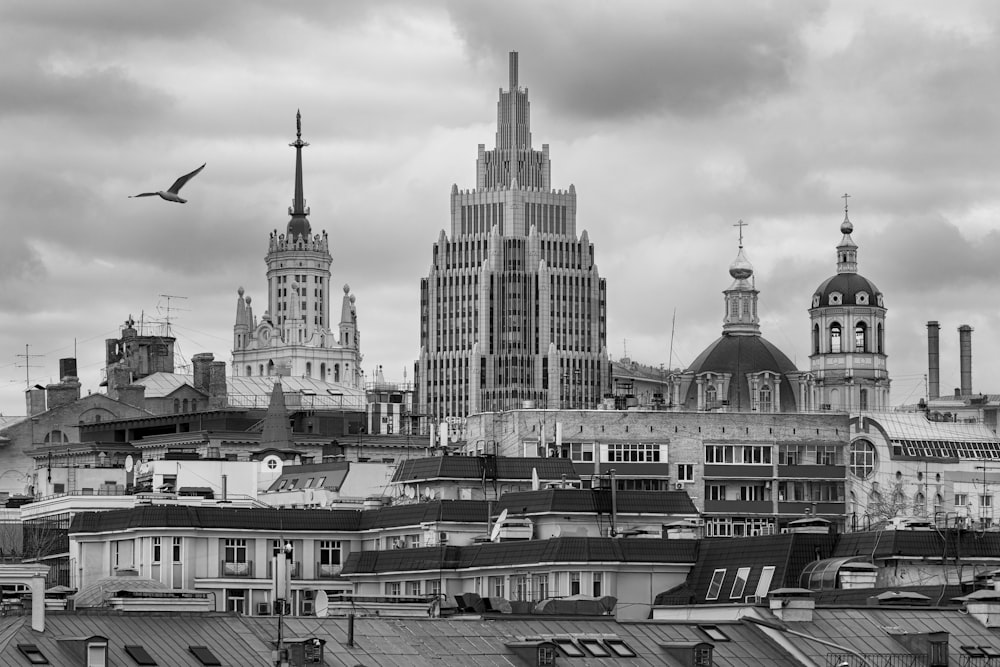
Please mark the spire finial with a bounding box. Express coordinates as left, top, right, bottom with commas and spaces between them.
840, 193, 854, 234
287, 109, 311, 231
296, 109, 302, 141
842, 192, 851, 218
733, 219, 748, 248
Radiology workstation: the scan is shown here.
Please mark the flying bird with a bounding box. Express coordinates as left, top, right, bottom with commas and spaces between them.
129, 163, 206, 203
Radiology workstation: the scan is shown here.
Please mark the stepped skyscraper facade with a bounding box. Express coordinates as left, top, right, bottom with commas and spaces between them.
417, 53, 610, 421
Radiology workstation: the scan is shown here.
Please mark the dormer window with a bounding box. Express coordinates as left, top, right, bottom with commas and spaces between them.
828, 292, 843, 306
812, 294, 820, 308
856, 291, 869, 305
876, 294, 884, 307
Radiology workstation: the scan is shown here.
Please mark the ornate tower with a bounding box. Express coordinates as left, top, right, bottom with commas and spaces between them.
416, 52, 610, 421
809, 197, 889, 411
231, 112, 363, 387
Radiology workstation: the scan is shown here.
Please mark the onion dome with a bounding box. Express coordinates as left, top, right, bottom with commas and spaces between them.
811, 197, 884, 310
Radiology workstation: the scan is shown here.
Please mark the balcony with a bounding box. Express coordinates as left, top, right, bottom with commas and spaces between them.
704, 500, 773, 514
317, 562, 342, 579
778, 464, 845, 479
220, 560, 253, 577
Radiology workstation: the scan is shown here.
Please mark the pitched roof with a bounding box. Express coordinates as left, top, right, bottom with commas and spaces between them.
342, 537, 698, 575
496, 489, 698, 516
392, 456, 579, 483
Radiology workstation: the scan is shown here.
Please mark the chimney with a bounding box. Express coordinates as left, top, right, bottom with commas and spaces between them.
45, 378, 81, 410
25, 388, 46, 417
116, 384, 146, 409
959, 325, 973, 396
192, 353, 214, 394
926, 322, 940, 400
768, 588, 815, 622
59, 357, 78, 381
208, 360, 228, 409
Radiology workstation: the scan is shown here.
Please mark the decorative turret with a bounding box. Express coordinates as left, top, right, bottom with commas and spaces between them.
721, 220, 760, 336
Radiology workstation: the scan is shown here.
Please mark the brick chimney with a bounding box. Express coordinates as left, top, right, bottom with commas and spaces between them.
208, 360, 228, 409
959, 325, 973, 396
192, 353, 214, 395
926, 321, 940, 400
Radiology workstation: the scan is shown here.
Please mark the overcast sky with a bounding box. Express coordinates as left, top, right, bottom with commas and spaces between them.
1, 0, 999, 416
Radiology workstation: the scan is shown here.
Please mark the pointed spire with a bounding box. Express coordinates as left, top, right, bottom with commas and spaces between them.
287, 109, 311, 238
836, 193, 858, 274
260, 380, 293, 448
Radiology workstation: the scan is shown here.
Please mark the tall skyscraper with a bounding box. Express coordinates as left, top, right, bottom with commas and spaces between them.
232, 112, 363, 388
417, 53, 610, 421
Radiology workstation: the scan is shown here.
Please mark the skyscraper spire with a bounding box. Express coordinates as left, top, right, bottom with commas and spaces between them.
287, 109, 311, 238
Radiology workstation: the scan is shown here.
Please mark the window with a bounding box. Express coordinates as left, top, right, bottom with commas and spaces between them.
707, 484, 725, 501
740, 484, 767, 501
730, 567, 751, 599
677, 463, 694, 482
553, 639, 585, 657
830, 323, 842, 353
605, 639, 637, 657
570, 572, 581, 595
579, 639, 610, 657
592, 572, 603, 597
981, 495, 993, 509
859, 388, 868, 410
849, 440, 876, 479
705, 384, 718, 407
124, 645, 157, 666
537, 645, 556, 666
319, 540, 341, 568
758, 384, 772, 412
955, 494, 968, 507
812, 324, 820, 353
405, 580, 421, 596
489, 575, 505, 598
224, 539, 247, 563
385, 581, 401, 596
17, 645, 49, 664
699, 624, 730, 641
172, 538, 182, 562
224, 589, 246, 614
606, 443, 662, 462
755, 566, 776, 597
706, 569, 726, 600
188, 646, 222, 666
855, 322, 868, 352
569, 442, 593, 462
152, 537, 161, 563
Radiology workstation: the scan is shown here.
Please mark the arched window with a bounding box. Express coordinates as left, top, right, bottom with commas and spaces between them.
877, 323, 884, 354
729, 300, 739, 318
334, 364, 340, 382
305, 362, 312, 378
245, 365, 252, 377
812, 324, 820, 354
859, 388, 868, 410
855, 322, 868, 352
705, 384, 717, 408
759, 384, 773, 412
320, 363, 326, 380
258, 364, 264, 376
191, 399, 198, 412
267, 360, 274, 376
44, 430, 69, 444
850, 440, 877, 479
182, 398, 189, 412
830, 323, 842, 353
173, 399, 180, 414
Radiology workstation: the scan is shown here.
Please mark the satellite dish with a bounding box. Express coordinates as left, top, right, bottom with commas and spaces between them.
124, 455, 134, 473
497, 508, 508, 524
315, 590, 329, 618
405, 485, 416, 499
490, 521, 502, 542
531, 467, 540, 491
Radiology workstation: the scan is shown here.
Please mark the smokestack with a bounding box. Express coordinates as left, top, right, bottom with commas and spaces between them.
927, 321, 940, 400
959, 325, 973, 396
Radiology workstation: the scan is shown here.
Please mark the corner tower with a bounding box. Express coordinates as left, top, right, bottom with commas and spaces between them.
809, 196, 889, 411
231, 111, 363, 388
416, 52, 610, 420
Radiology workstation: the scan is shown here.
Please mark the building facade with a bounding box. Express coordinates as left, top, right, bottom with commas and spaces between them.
416, 52, 610, 423
232, 112, 363, 388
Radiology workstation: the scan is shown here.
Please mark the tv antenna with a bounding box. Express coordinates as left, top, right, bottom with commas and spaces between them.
158, 294, 189, 335
15, 344, 44, 389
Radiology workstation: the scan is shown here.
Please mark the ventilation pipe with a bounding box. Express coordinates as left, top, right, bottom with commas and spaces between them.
927, 321, 940, 400
959, 325, 973, 397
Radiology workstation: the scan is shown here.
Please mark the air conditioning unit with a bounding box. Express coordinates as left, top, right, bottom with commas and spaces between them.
303, 590, 314, 601
256, 602, 271, 616
302, 601, 314, 615
439, 532, 449, 544
674, 482, 686, 490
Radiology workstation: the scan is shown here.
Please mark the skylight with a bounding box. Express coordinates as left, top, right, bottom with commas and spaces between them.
706, 568, 726, 600
17, 645, 49, 665
189, 646, 222, 666
125, 645, 158, 666
552, 639, 585, 657
699, 625, 731, 642
578, 639, 611, 657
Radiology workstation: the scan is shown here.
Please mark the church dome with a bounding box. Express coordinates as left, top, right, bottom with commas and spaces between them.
683, 335, 800, 411
812, 273, 883, 308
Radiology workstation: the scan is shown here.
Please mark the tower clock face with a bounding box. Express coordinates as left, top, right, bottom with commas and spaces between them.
261, 328, 271, 343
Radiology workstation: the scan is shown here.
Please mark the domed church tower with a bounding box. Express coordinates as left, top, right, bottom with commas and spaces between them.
669, 223, 814, 412
809, 196, 889, 411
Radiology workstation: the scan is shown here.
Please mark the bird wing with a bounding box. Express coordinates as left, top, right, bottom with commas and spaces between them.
129, 192, 159, 198
167, 163, 206, 194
